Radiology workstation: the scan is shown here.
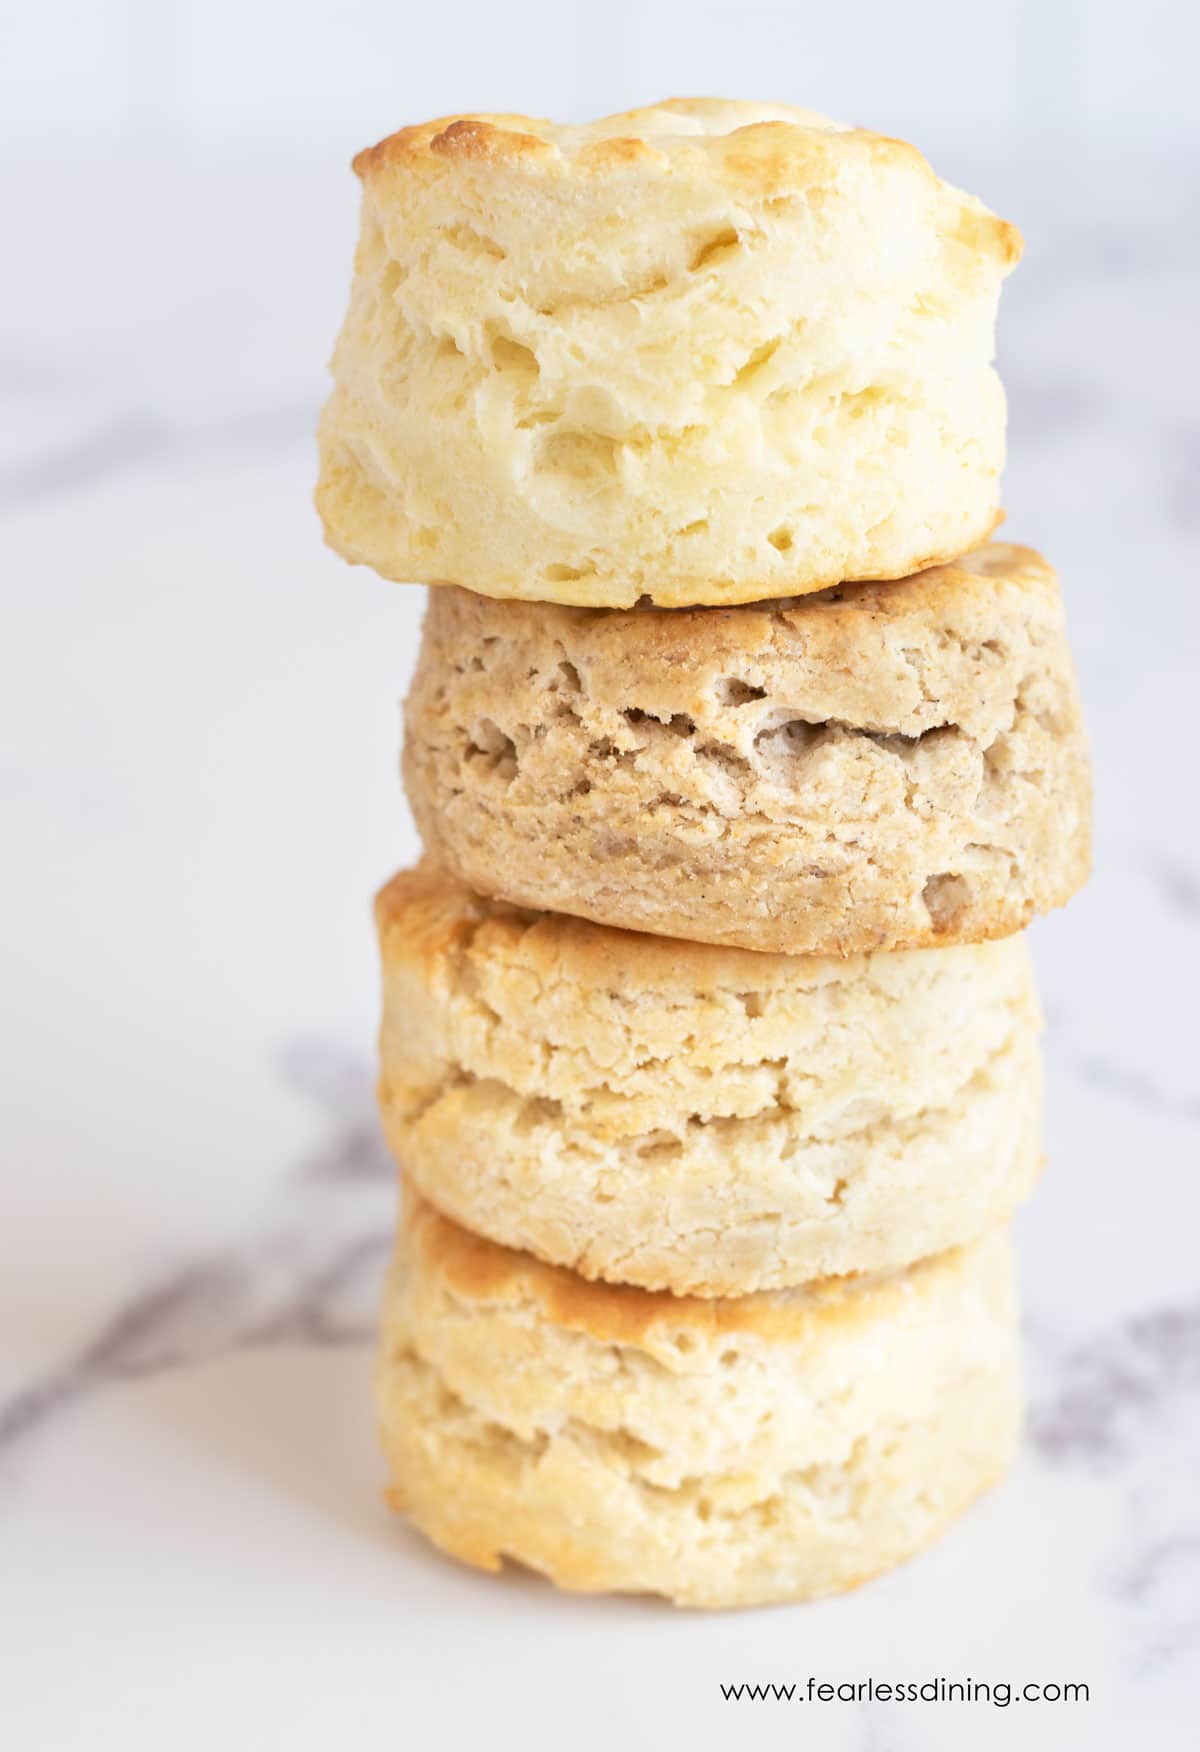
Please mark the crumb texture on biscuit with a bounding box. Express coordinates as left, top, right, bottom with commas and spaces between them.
377, 1197, 1021, 1607
403, 544, 1092, 956
376, 863, 1042, 1293
317, 99, 1020, 606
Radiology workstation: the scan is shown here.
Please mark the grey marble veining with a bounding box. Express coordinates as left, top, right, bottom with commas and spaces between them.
0, 1042, 391, 1460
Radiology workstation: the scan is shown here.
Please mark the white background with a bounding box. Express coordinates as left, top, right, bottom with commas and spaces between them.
3, 0, 1199, 163
2, 3, 1199, 1749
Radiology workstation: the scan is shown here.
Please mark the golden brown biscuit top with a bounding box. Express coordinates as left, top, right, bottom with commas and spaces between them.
351, 97, 1020, 262
375, 862, 1026, 1002
554, 542, 1054, 639
421, 541, 1056, 647
375, 860, 876, 993
404, 1186, 969, 1350
356, 98, 846, 178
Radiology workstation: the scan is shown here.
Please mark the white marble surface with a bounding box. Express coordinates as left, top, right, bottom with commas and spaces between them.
2, 153, 1198, 1749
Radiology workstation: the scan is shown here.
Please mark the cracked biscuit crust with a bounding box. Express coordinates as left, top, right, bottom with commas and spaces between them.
377, 1192, 1021, 1607
403, 543, 1091, 956
376, 863, 1042, 1294
318, 98, 1019, 606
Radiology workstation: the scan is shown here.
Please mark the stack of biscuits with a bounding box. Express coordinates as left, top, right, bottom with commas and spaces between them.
317, 99, 1091, 1609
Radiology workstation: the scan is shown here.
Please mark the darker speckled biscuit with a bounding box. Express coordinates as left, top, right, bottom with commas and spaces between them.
403, 543, 1091, 955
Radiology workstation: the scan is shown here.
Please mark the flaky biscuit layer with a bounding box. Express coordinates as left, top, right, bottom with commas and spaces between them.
378, 1193, 1021, 1607
318, 98, 1019, 606
377, 863, 1042, 1293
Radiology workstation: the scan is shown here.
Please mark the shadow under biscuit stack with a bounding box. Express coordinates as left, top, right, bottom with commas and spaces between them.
316, 99, 1092, 1609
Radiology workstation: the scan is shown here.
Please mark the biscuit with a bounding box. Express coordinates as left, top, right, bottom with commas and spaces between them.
378, 1192, 1021, 1608
376, 865, 1042, 1294
403, 544, 1091, 955
318, 98, 1020, 607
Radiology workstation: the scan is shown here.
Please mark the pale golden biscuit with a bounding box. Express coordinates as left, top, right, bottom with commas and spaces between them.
376, 865, 1042, 1294
378, 1193, 1021, 1608
403, 543, 1091, 955
318, 98, 1020, 607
